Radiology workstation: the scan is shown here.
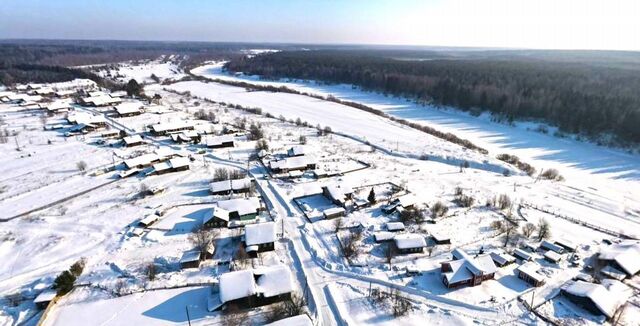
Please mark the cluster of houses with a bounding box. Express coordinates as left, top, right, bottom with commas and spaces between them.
121, 149, 191, 177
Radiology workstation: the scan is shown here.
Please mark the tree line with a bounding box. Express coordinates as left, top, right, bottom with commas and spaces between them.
225, 50, 640, 145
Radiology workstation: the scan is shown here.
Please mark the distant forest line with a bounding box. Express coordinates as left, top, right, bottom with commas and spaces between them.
225, 50, 640, 145
0, 40, 247, 87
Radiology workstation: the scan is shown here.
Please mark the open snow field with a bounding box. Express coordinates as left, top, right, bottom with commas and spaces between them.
193, 62, 640, 193
1, 59, 639, 326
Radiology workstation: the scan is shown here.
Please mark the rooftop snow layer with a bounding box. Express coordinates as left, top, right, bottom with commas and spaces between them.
219, 270, 257, 303
244, 222, 276, 246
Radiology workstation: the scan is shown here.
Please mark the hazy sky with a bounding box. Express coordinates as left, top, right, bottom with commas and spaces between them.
1, 0, 639, 51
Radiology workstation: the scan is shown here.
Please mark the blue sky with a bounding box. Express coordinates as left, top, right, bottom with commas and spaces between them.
1, 0, 639, 50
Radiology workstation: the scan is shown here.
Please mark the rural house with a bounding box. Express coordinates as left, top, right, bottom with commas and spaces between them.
440, 248, 497, 288
561, 279, 632, 319
244, 221, 276, 257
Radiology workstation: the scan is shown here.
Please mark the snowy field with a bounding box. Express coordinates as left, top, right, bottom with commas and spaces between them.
193, 62, 640, 193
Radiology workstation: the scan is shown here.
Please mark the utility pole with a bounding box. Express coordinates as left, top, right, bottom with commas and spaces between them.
530, 290, 535, 311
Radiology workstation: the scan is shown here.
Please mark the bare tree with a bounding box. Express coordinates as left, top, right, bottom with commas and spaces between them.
385, 244, 396, 268
521, 223, 536, 238
265, 293, 306, 323
536, 218, 551, 241
220, 304, 250, 326
146, 262, 157, 281
76, 161, 88, 173
188, 227, 218, 259
333, 217, 344, 233
502, 221, 519, 247
391, 288, 411, 317
342, 232, 360, 260
234, 245, 250, 270
430, 201, 449, 219
213, 168, 229, 182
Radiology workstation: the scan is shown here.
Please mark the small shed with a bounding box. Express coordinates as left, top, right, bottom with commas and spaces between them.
544, 250, 562, 264
323, 207, 345, 219
394, 234, 427, 254
373, 231, 395, 243
138, 214, 160, 228
513, 248, 533, 262
517, 262, 546, 287
489, 250, 516, 267
540, 240, 564, 254
123, 135, 144, 147
430, 231, 451, 245
180, 250, 201, 269
386, 222, 405, 232
34, 289, 57, 310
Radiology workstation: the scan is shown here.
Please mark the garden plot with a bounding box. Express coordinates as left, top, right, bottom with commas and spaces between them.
315, 156, 369, 177
152, 204, 214, 235
294, 194, 339, 221
422, 208, 504, 247
326, 282, 497, 325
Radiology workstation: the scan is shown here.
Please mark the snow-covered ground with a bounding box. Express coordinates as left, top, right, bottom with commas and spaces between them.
1, 59, 639, 326
192, 62, 640, 193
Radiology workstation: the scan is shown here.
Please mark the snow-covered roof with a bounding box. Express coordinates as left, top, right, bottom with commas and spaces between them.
180, 250, 200, 264
169, 157, 190, 169
543, 250, 562, 262
230, 178, 251, 190
265, 315, 312, 326
150, 121, 194, 133
110, 90, 127, 97
115, 102, 142, 115
395, 194, 418, 208
386, 222, 405, 232
210, 178, 251, 193
269, 155, 317, 170
219, 270, 257, 303
255, 264, 294, 298
517, 262, 545, 283
152, 161, 171, 172
83, 95, 121, 106
489, 250, 516, 265
554, 238, 577, 250
205, 134, 234, 147
210, 180, 232, 193
287, 145, 306, 156
374, 231, 395, 242
244, 222, 276, 246
394, 234, 426, 249
323, 184, 353, 203
513, 248, 533, 261
68, 112, 107, 125
217, 197, 260, 216
540, 240, 564, 253
563, 279, 632, 318
599, 240, 640, 276
139, 214, 159, 226
323, 207, 345, 216
444, 249, 497, 284
124, 153, 160, 169
34, 289, 57, 303
203, 206, 230, 224
123, 135, 143, 145
46, 101, 72, 112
